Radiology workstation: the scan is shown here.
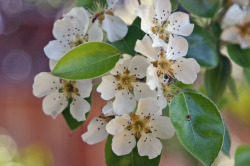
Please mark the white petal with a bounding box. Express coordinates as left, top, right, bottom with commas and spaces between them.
113, 90, 136, 115
166, 35, 188, 60
112, 130, 136, 156
154, 0, 171, 21
102, 14, 128, 42
156, 95, 167, 109
110, 56, 131, 75
136, 97, 161, 116
146, 64, 159, 90
150, 33, 168, 50
238, 35, 250, 49
75, 79, 92, 98
128, 55, 150, 78
102, 101, 116, 116
134, 82, 157, 101
63, 7, 89, 35
172, 57, 200, 84
106, 114, 131, 135
107, 0, 119, 9
222, 4, 245, 28
33, 72, 61, 98
53, 17, 86, 42
221, 27, 239, 44
49, 59, 58, 71
137, 133, 162, 159
44, 40, 70, 61
135, 5, 155, 33
97, 75, 117, 100
167, 12, 194, 36
148, 116, 175, 139
70, 95, 90, 121
241, 8, 250, 24
135, 35, 160, 61
88, 21, 103, 42
81, 118, 108, 145
42, 91, 68, 119
141, 20, 154, 34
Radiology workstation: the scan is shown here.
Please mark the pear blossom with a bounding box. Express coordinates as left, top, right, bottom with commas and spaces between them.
135, 35, 200, 89
82, 101, 115, 145
33, 72, 92, 121
97, 54, 158, 115
221, 7, 250, 49
90, 0, 128, 42
135, 0, 194, 49
44, 7, 103, 62
106, 97, 175, 159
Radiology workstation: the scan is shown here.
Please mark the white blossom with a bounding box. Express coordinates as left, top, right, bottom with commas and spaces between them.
106, 97, 175, 159
135, 0, 194, 48
91, 0, 128, 42
221, 6, 250, 49
32, 72, 92, 121
81, 101, 115, 145
44, 7, 103, 63
135, 35, 200, 89
97, 54, 158, 115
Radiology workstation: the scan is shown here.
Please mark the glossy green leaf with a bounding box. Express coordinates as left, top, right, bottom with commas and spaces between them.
244, 68, 250, 86
171, 0, 179, 11
62, 96, 91, 130
170, 92, 224, 166
105, 135, 161, 166
235, 144, 250, 166
186, 25, 219, 68
228, 76, 238, 100
52, 42, 120, 80
222, 124, 231, 157
110, 18, 145, 56
178, 0, 220, 18
227, 44, 250, 69
76, 0, 106, 9
205, 56, 232, 102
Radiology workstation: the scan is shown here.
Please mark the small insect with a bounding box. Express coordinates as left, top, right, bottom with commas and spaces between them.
186, 114, 191, 121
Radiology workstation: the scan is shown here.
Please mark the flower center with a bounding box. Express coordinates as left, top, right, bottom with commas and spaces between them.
128, 113, 150, 138
69, 34, 89, 48
114, 69, 136, 91
62, 80, 79, 98
91, 2, 114, 23
153, 50, 174, 77
151, 21, 170, 42
238, 22, 250, 37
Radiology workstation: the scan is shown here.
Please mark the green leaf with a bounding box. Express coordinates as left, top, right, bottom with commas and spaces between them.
76, 0, 106, 9
235, 144, 250, 166
205, 56, 232, 102
228, 76, 238, 100
186, 25, 219, 68
110, 18, 145, 56
244, 68, 250, 86
222, 124, 231, 157
62, 95, 92, 130
170, 92, 224, 166
52, 42, 120, 80
227, 44, 250, 69
178, 0, 220, 18
171, 0, 179, 11
105, 135, 161, 166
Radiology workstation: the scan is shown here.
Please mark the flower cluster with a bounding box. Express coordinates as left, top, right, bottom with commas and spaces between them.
33, 0, 200, 159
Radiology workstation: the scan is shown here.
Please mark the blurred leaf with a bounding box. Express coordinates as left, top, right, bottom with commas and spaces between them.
163, 104, 170, 117
235, 144, 250, 166
222, 124, 231, 157
76, 0, 106, 9
62, 96, 92, 130
52, 42, 120, 80
227, 44, 250, 69
110, 18, 145, 56
105, 135, 161, 166
228, 76, 238, 100
186, 25, 219, 68
244, 68, 250, 86
178, 0, 220, 18
170, 92, 224, 166
171, 0, 179, 11
205, 56, 232, 102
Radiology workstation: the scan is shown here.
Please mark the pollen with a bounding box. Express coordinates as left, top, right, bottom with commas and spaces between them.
69, 34, 89, 48
238, 22, 250, 37
62, 80, 79, 98
128, 113, 151, 138
114, 69, 136, 91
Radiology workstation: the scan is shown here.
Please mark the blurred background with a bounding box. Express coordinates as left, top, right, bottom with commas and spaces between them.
0, 0, 249, 165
